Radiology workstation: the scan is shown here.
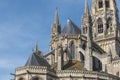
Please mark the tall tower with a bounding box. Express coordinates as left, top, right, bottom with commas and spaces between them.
91, 0, 120, 58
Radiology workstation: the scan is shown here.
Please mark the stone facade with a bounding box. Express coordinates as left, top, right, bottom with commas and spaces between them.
15, 0, 120, 80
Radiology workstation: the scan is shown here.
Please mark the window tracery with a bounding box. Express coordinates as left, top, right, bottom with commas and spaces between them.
98, 0, 103, 8
105, 0, 110, 8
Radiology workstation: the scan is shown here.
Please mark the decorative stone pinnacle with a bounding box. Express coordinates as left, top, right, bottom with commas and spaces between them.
67, 18, 71, 23
33, 43, 38, 53
54, 7, 59, 24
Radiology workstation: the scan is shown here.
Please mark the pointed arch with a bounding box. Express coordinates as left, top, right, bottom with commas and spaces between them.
92, 56, 102, 71
79, 51, 85, 65
97, 18, 103, 33
18, 77, 25, 80
31, 76, 43, 80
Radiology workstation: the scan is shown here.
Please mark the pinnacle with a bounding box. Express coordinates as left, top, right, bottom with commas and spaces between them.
84, 0, 89, 15
67, 18, 71, 23
33, 43, 38, 53
54, 8, 59, 24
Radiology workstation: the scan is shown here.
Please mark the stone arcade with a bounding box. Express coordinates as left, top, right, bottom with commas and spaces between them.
15, 0, 120, 80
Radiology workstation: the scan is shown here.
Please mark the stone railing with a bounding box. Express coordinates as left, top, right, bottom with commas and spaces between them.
59, 34, 80, 39
62, 34, 87, 41
112, 59, 120, 64
94, 34, 115, 42
56, 70, 119, 79
16, 66, 48, 75
16, 66, 56, 76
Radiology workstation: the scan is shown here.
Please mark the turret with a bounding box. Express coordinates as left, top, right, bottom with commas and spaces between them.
82, 0, 91, 36
90, 0, 120, 58
33, 43, 38, 53
91, 0, 119, 37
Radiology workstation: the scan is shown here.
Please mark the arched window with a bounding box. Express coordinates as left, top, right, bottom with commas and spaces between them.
116, 72, 119, 76
97, 18, 103, 33
70, 42, 75, 60
107, 18, 112, 31
32, 77, 42, 80
105, 0, 110, 8
93, 56, 102, 71
98, 0, 103, 8
19, 77, 24, 80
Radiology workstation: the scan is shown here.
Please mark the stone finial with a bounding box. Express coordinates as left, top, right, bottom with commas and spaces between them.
84, 0, 89, 16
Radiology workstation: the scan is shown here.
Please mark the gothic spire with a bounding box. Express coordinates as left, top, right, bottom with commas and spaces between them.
84, 0, 89, 16
54, 8, 59, 24
83, 0, 91, 39
51, 8, 61, 38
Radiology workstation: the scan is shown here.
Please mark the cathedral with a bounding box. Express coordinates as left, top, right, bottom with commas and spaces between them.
15, 0, 120, 80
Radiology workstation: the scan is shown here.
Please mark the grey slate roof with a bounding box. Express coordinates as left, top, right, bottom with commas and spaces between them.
25, 51, 50, 67
62, 19, 81, 34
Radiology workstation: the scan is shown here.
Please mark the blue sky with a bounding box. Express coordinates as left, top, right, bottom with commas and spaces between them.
0, 0, 120, 80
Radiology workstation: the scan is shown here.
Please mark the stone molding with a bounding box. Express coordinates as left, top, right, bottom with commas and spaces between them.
56, 70, 119, 79
16, 66, 48, 75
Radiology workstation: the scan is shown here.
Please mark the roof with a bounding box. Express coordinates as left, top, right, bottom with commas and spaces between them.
62, 19, 81, 34
51, 60, 85, 71
25, 51, 50, 67
92, 42, 106, 54
63, 60, 85, 70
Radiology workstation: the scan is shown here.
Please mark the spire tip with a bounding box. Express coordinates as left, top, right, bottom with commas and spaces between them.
54, 7, 59, 24
33, 43, 38, 53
